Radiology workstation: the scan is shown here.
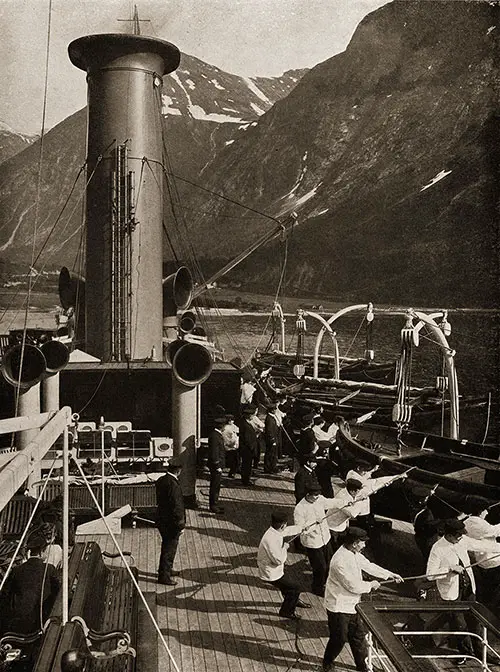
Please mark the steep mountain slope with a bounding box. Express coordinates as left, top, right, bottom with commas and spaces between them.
0, 53, 306, 277
178, 0, 499, 307
0, 123, 37, 165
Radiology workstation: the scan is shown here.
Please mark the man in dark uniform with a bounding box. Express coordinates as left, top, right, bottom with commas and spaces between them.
412, 486, 443, 563
208, 415, 226, 514
298, 413, 318, 462
264, 402, 281, 474
239, 404, 258, 486
155, 455, 185, 585
294, 453, 319, 504
1, 529, 60, 634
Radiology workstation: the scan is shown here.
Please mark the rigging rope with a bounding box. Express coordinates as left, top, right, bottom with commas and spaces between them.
11, 0, 54, 422
0, 155, 103, 333
72, 459, 182, 672
0, 451, 59, 593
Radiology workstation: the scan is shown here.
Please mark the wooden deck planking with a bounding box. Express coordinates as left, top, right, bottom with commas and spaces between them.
79, 467, 496, 672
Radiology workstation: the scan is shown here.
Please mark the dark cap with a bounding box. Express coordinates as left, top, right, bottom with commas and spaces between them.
465, 496, 490, 516
168, 454, 183, 468
213, 416, 227, 425
26, 529, 48, 550
344, 526, 369, 544
303, 453, 317, 463
271, 510, 289, 527
302, 413, 315, 426
345, 478, 363, 491
242, 403, 257, 415
443, 518, 466, 536
411, 485, 430, 499
214, 404, 226, 416
306, 483, 322, 495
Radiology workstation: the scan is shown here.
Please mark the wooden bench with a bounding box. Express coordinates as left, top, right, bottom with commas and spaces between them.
1, 541, 138, 671
54, 541, 138, 670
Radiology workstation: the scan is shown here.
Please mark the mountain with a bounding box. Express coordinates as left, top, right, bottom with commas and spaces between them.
0, 122, 37, 165
175, 0, 499, 308
0, 0, 498, 308
0, 54, 306, 281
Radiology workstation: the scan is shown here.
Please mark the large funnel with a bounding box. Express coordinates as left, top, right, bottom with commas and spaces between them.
68, 34, 180, 362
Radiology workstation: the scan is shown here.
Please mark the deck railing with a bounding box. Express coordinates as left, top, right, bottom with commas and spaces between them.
357, 601, 500, 672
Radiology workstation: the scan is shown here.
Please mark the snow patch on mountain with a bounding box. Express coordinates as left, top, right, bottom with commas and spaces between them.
242, 77, 271, 104
420, 169, 452, 191
250, 102, 266, 115
188, 105, 243, 123
161, 95, 182, 116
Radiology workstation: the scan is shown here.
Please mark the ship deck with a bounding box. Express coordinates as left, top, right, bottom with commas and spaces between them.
79, 467, 500, 672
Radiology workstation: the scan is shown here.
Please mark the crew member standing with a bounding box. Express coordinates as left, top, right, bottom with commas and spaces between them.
294, 454, 319, 504
325, 479, 365, 552
345, 463, 403, 543
264, 402, 282, 474
155, 455, 185, 585
426, 518, 500, 663
322, 527, 402, 672
222, 413, 240, 478
298, 413, 318, 462
239, 404, 258, 486
412, 486, 443, 563
461, 497, 500, 609
294, 484, 338, 596
257, 511, 310, 620
208, 414, 227, 514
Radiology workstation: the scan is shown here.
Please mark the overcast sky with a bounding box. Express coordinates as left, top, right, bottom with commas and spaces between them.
0, 0, 389, 135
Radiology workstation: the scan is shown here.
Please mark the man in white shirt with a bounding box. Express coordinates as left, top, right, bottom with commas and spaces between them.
326, 479, 365, 551
257, 511, 310, 620
240, 370, 257, 405
345, 463, 405, 543
426, 518, 500, 662
312, 416, 338, 448
461, 497, 500, 609
322, 526, 402, 672
293, 484, 338, 596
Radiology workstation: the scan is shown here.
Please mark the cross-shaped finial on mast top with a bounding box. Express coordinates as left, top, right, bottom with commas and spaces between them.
117, 4, 149, 35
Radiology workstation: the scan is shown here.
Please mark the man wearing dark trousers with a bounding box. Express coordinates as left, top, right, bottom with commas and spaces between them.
294, 453, 319, 504
264, 402, 281, 474
322, 527, 402, 672
239, 404, 258, 485
155, 455, 185, 586
208, 415, 226, 513
257, 511, 311, 620
293, 483, 338, 597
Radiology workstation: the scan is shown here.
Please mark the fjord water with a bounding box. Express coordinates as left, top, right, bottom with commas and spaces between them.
1, 299, 498, 442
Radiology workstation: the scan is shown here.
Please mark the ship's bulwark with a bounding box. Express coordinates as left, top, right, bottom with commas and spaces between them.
0, 364, 240, 445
